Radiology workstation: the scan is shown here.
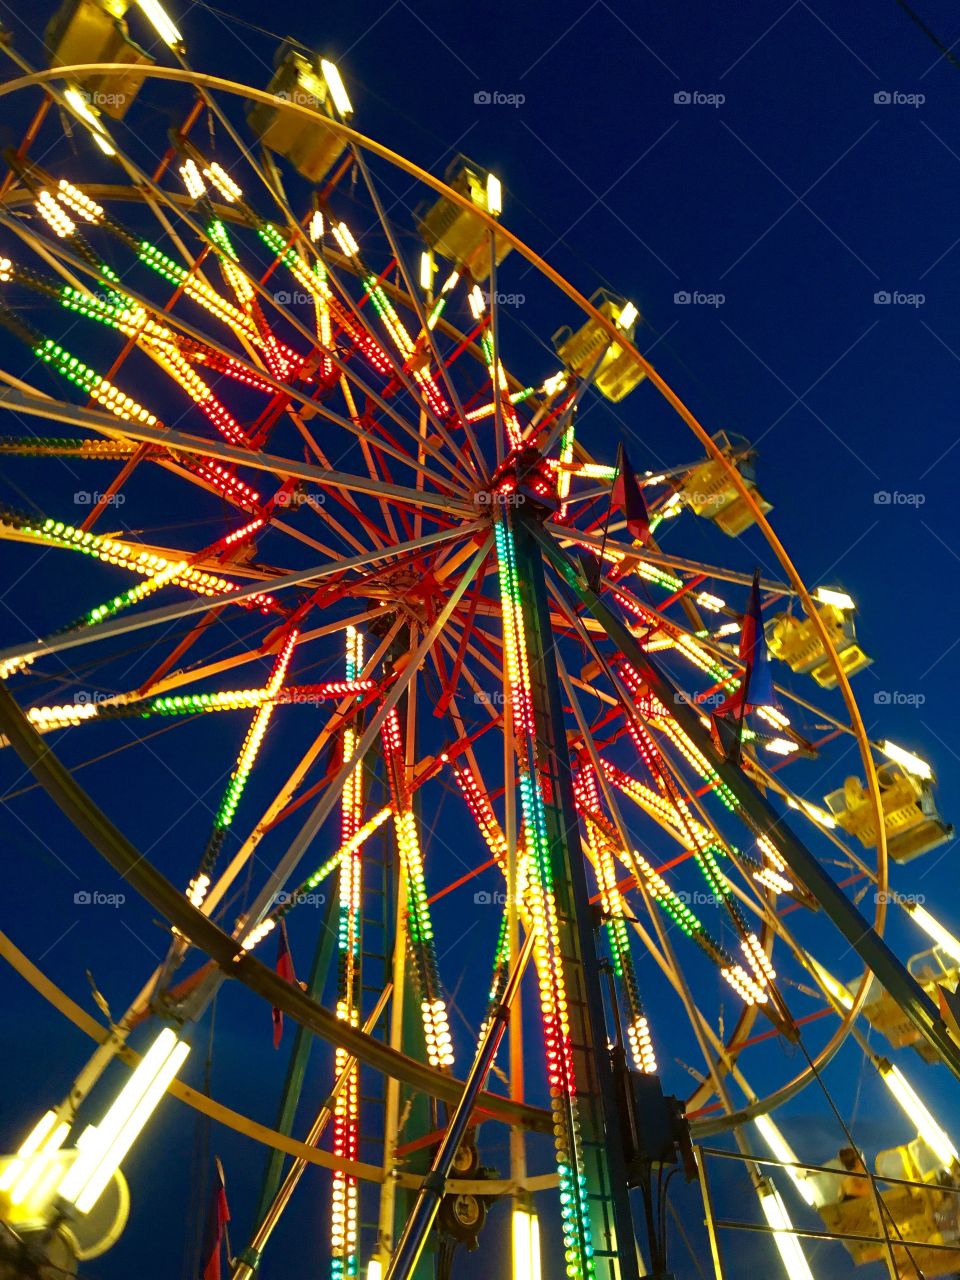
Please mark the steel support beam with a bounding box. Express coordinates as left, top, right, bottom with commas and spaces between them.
384, 933, 537, 1280
512, 517, 642, 1280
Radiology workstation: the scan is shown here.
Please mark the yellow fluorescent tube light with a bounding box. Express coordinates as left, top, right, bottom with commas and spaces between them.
908, 903, 960, 964
814, 586, 854, 610
486, 173, 502, 216
758, 1181, 814, 1280
879, 1061, 958, 1170
320, 59, 353, 116
512, 1205, 542, 1280
754, 1115, 816, 1206
881, 740, 933, 781
58, 1029, 190, 1213
136, 0, 182, 47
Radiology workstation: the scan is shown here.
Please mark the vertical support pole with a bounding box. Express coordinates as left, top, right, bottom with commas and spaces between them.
376, 878, 407, 1270
504, 690, 527, 1190
489, 228, 505, 465
384, 934, 537, 1280
510, 516, 641, 1280
376, 625, 434, 1279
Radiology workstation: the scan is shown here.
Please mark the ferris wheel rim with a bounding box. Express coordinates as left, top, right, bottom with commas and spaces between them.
0, 927, 565, 1192
0, 55, 899, 1132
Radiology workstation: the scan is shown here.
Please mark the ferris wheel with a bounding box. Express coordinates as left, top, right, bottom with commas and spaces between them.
0, 5, 958, 1280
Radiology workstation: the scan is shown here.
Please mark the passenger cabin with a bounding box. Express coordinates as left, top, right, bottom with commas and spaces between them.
552, 289, 645, 403
824, 765, 953, 863
863, 948, 960, 1062
676, 431, 772, 536
814, 1138, 960, 1278
45, 0, 154, 119
247, 48, 349, 184
416, 155, 511, 282
765, 602, 871, 687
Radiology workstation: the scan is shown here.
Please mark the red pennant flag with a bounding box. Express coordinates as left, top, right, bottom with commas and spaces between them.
610, 442, 650, 545
715, 569, 777, 717
272, 918, 296, 1049
200, 1158, 230, 1280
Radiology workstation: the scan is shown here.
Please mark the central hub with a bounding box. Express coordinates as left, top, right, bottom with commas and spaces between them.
474, 445, 559, 515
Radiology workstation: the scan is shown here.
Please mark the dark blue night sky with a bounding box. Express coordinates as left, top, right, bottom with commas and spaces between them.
2, 3, 960, 1279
